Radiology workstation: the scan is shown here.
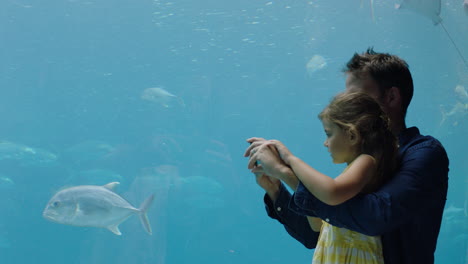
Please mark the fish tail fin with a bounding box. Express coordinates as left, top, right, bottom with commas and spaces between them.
138, 194, 155, 235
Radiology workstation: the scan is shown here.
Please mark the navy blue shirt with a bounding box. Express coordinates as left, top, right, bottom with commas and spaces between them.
265, 127, 449, 264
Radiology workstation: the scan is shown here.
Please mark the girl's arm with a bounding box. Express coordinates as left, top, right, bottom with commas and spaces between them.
250, 139, 377, 206
287, 154, 376, 206
307, 216, 322, 232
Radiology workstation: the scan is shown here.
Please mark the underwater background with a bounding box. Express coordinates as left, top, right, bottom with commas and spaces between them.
0, 0, 467, 263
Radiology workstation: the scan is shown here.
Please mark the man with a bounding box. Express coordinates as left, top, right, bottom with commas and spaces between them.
245, 48, 449, 264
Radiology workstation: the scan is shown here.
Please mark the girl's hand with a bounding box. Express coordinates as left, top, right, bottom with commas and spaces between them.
266, 140, 295, 166
246, 139, 290, 180
245, 138, 299, 191
244, 137, 266, 157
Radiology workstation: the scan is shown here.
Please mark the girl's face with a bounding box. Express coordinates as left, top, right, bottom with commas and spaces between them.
322, 119, 358, 164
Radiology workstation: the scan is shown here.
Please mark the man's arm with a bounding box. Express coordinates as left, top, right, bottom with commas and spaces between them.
245, 137, 319, 248
264, 183, 320, 249
291, 138, 449, 236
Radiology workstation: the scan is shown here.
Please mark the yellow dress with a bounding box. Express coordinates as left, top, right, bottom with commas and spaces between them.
312, 220, 384, 264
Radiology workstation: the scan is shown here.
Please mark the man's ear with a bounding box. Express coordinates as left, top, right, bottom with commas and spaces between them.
385, 86, 402, 109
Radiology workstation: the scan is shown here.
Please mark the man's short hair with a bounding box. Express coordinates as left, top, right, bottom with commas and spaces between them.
344, 48, 414, 116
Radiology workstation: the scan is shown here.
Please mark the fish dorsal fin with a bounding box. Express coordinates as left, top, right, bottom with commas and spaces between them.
107, 225, 122, 236
103, 182, 120, 191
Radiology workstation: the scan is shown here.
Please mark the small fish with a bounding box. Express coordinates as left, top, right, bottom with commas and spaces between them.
464, 0, 468, 15
455, 85, 468, 99
305, 55, 327, 75
443, 204, 467, 221
0, 141, 57, 166
439, 102, 468, 126
43, 182, 154, 236
0, 175, 14, 190
63, 140, 115, 165
141, 87, 185, 108
444, 204, 464, 214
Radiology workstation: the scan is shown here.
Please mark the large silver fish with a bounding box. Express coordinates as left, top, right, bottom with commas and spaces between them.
43, 182, 154, 236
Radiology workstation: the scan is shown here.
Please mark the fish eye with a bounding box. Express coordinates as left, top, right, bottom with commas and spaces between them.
52, 201, 60, 207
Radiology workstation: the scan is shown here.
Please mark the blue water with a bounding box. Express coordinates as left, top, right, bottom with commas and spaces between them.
0, 0, 467, 263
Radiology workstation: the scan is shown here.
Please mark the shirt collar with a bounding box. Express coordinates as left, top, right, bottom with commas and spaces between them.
398, 126, 420, 147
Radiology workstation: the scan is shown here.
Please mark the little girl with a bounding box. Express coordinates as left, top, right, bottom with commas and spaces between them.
248, 92, 398, 264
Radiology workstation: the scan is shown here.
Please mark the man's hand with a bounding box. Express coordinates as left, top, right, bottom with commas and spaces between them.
244, 138, 282, 199
254, 173, 281, 202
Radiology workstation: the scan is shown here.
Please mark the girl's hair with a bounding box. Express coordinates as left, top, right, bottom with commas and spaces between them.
319, 92, 399, 193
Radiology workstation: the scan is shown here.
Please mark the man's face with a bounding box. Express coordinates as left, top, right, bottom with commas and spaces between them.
345, 73, 382, 102
345, 73, 391, 114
